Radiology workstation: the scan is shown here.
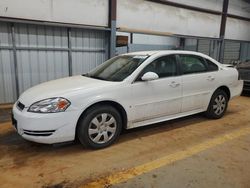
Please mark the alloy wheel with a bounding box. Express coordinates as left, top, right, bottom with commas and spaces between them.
213, 94, 226, 115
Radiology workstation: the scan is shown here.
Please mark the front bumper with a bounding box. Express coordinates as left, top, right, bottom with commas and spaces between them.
12, 103, 80, 144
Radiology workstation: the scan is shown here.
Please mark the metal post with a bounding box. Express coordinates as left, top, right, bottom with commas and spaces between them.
127, 33, 133, 53
130, 33, 133, 44
196, 39, 199, 52
179, 38, 185, 50
219, 40, 226, 63
239, 42, 242, 61
218, 0, 229, 63
219, 40, 225, 63
216, 40, 220, 61
109, 0, 117, 58
10, 23, 20, 98
67, 28, 73, 76
209, 40, 212, 56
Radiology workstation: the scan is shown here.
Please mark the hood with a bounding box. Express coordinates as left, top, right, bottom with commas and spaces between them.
18, 75, 114, 107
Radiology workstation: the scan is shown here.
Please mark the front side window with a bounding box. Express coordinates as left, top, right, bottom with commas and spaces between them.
180, 55, 207, 74
85, 55, 149, 81
137, 55, 177, 81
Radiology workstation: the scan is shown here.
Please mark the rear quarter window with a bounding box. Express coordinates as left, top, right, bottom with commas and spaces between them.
206, 59, 219, 71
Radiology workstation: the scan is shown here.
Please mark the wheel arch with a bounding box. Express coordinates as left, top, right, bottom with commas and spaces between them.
216, 85, 231, 100
205, 85, 230, 119
75, 100, 128, 140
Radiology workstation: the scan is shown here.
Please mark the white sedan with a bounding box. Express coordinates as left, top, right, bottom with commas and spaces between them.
12, 50, 243, 149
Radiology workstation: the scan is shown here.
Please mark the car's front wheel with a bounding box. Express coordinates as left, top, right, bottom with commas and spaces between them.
205, 89, 229, 119
77, 105, 122, 149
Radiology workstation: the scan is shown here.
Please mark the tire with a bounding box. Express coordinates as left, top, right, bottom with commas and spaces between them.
77, 105, 122, 149
205, 89, 229, 119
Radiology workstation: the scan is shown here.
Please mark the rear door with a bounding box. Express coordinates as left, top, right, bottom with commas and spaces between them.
178, 54, 219, 112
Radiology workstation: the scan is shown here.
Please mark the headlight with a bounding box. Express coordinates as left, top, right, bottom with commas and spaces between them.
28, 97, 71, 113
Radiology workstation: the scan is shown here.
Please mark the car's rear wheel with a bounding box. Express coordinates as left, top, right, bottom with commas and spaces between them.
205, 89, 228, 119
77, 105, 122, 149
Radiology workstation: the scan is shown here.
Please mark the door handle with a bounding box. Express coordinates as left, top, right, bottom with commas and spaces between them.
169, 81, 180, 88
207, 76, 215, 81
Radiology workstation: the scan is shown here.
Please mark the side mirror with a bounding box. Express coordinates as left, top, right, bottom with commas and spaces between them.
141, 72, 159, 81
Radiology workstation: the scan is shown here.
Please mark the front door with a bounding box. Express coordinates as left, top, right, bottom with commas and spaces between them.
130, 55, 182, 123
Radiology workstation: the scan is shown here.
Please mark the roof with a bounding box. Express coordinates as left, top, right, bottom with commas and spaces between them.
122, 50, 222, 66
124, 50, 207, 57
123, 51, 161, 56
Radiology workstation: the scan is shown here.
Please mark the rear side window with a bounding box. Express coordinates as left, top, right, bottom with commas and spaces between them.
180, 55, 207, 74
206, 59, 219, 71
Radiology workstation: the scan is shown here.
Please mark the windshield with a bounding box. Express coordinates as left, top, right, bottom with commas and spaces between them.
84, 55, 149, 81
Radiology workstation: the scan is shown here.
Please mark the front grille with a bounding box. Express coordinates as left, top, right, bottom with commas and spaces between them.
17, 101, 25, 111
23, 129, 55, 137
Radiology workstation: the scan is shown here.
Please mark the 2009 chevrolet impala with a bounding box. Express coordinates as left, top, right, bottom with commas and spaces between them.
12, 50, 243, 149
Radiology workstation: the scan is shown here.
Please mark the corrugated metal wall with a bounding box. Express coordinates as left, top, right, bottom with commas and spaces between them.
197, 39, 210, 55
71, 28, 108, 75
197, 39, 220, 61
0, 21, 108, 104
240, 42, 250, 61
0, 23, 17, 103
223, 41, 241, 64
184, 38, 197, 51
15, 24, 69, 93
